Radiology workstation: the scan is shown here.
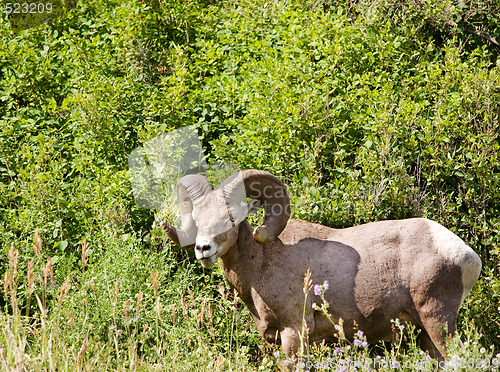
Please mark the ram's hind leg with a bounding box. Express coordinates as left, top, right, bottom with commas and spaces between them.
418, 313, 458, 361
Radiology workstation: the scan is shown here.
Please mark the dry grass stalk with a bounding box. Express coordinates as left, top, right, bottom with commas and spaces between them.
81, 240, 88, 271
232, 289, 239, 310
43, 258, 53, 287
187, 287, 195, 306
135, 292, 143, 320
197, 298, 207, 327
8, 243, 18, 275
171, 305, 176, 326
27, 260, 35, 295
58, 277, 71, 308
155, 297, 162, 321
181, 295, 187, 318
76, 332, 89, 370
115, 278, 119, 299
303, 268, 312, 295
300, 268, 313, 356
3, 271, 13, 298
207, 302, 215, 342
33, 228, 42, 260
149, 270, 159, 298
124, 300, 130, 334
218, 286, 227, 301
26, 259, 35, 317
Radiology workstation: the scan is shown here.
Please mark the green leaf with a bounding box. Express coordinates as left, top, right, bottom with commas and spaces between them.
59, 240, 68, 251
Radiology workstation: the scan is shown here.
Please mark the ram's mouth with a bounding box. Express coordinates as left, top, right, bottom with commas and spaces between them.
199, 254, 217, 268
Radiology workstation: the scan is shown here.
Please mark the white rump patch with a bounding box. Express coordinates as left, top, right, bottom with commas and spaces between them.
425, 219, 482, 304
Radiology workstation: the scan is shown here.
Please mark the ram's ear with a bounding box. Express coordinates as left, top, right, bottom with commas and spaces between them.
246, 199, 262, 215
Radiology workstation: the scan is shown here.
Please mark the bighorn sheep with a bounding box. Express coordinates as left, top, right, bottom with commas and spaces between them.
160, 170, 482, 359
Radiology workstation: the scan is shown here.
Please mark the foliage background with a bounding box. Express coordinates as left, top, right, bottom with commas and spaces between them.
0, 0, 499, 370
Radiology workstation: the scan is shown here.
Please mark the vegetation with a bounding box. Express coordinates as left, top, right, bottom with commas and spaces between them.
0, 0, 499, 370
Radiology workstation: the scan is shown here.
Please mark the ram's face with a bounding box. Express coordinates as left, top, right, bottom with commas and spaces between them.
191, 193, 247, 268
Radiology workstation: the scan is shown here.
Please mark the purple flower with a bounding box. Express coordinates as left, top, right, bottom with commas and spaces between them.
273, 351, 280, 358
323, 281, 329, 290
354, 339, 362, 346
390, 361, 400, 368
334, 324, 342, 332
283, 360, 292, 366
314, 284, 322, 296
333, 347, 342, 355
361, 341, 368, 348
356, 330, 364, 338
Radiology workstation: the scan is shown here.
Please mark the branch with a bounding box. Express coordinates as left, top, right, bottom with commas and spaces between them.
464, 26, 500, 48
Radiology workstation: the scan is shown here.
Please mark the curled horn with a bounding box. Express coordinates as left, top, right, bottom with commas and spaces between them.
161, 174, 213, 247
219, 170, 290, 244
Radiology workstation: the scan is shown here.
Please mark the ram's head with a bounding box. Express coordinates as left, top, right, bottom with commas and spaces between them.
161, 170, 290, 268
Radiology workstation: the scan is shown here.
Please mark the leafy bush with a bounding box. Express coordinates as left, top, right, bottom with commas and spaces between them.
0, 0, 499, 369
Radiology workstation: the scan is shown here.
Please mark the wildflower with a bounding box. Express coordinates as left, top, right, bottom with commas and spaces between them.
354, 339, 362, 346
312, 303, 317, 309
426, 354, 432, 361
334, 324, 342, 332
314, 284, 322, 296
390, 361, 400, 368
345, 345, 351, 351
333, 347, 342, 355
273, 351, 280, 358
496, 353, 500, 358
356, 330, 364, 338
480, 348, 486, 354
361, 341, 368, 348
296, 361, 305, 369
323, 281, 329, 290
283, 360, 292, 366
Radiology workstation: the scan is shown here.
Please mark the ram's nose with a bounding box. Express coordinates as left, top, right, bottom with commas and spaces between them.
194, 241, 216, 260
195, 243, 211, 253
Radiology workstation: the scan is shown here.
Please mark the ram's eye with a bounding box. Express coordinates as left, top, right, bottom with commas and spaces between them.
229, 216, 235, 222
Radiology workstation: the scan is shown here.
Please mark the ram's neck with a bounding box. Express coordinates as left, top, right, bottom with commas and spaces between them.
219, 220, 263, 313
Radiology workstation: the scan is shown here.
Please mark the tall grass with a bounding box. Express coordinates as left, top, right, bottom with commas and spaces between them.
1, 231, 498, 371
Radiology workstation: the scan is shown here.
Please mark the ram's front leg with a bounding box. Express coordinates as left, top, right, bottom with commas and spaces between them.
280, 327, 302, 357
